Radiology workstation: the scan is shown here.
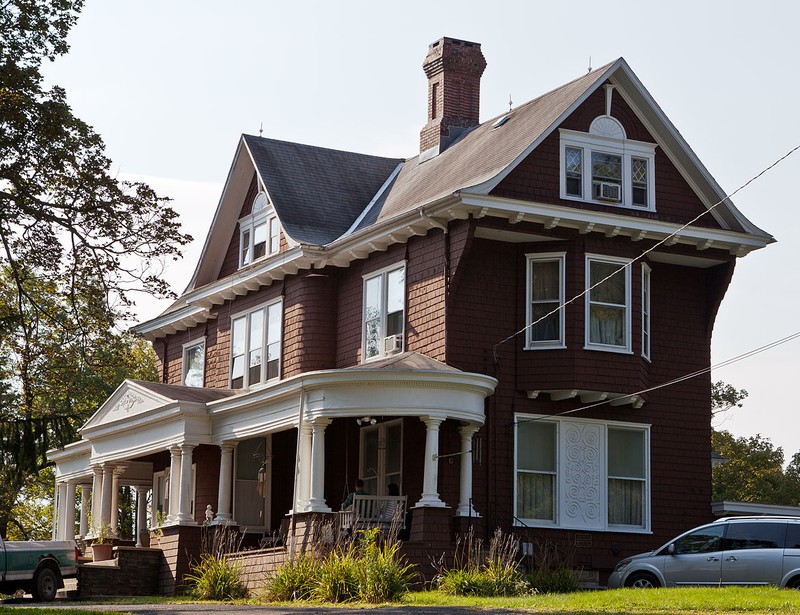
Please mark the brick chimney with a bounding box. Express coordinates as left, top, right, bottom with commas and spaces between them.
419, 37, 487, 159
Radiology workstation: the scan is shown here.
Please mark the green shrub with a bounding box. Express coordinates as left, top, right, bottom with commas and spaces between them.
184, 553, 248, 600
526, 566, 579, 594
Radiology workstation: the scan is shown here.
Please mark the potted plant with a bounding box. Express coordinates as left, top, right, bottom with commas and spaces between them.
91, 523, 115, 562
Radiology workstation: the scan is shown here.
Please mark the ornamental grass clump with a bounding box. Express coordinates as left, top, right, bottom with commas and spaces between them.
261, 525, 416, 603
434, 528, 530, 597
184, 553, 248, 600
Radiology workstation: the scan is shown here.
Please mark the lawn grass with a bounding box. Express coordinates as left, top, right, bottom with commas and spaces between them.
403, 587, 800, 613
3, 586, 800, 614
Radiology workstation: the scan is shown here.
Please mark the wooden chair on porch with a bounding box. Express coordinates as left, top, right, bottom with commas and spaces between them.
338, 494, 407, 535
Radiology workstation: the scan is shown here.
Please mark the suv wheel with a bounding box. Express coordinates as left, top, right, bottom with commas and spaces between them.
625, 571, 660, 588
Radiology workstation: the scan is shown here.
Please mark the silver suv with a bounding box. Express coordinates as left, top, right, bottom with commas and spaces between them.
608, 516, 800, 588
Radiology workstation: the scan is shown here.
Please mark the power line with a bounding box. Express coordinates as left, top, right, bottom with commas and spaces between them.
515, 329, 800, 426
493, 144, 800, 363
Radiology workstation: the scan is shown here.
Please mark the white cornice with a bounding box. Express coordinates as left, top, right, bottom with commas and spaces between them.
454, 193, 773, 255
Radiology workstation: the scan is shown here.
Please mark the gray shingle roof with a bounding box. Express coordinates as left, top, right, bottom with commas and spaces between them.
130, 379, 237, 403
243, 135, 403, 245
354, 62, 615, 232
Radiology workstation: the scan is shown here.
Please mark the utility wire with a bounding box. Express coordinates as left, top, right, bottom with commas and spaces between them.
515, 329, 800, 426
493, 144, 800, 362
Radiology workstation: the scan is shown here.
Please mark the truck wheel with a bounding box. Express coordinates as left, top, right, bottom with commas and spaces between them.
32, 568, 58, 602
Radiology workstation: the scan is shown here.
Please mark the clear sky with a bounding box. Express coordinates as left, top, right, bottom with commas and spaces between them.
41, 1, 800, 460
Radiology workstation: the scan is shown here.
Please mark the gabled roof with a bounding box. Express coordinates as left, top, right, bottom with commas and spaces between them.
244, 135, 404, 245
353, 61, 617, 233
136, 57, 773, 339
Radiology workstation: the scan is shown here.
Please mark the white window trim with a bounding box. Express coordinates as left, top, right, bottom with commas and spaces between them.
182, 338, 206, 387
584, 254, 633, 354
361, 262, 406, 363
559, 128, 656, 211
525, 252, 566, 350
238, 191, 280, 269
514, 413, 651, 533
229, 298, 283, 389
642, 263, 652, 361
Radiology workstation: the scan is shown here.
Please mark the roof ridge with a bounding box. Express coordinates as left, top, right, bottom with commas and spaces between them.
242, 133, 403, 163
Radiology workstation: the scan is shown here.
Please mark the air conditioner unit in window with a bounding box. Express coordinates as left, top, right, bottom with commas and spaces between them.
383, 334, 403, 355
596, 181, 621, 202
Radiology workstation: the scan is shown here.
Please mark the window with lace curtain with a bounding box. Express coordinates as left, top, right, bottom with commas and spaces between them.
585, 254, 631, 353
526, 253, 565, 349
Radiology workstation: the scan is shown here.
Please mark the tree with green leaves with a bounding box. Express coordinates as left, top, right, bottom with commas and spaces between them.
712, 430, 800, 506
0, 0, 190, 536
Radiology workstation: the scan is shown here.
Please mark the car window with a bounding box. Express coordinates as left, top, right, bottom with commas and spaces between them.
787, 524, 800, 549
722, 522, 786, 550
673, 525, 724, 554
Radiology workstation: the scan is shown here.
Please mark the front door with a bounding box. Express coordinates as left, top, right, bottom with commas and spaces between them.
234, 435, 272, 530
360, 419, 402, 496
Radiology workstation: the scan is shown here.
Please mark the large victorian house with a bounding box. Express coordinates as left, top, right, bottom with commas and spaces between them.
49, 38, 772, 590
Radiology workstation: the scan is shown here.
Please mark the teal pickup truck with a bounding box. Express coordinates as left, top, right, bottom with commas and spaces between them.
0, 537, 78, 601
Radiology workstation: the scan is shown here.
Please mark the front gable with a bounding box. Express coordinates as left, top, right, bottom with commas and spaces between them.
81, 380, 175, 431
491, 83, 720, 229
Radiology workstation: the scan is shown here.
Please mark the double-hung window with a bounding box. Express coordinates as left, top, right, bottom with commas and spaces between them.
526, 253, 566, 348
230, 300, 282, 389
515, 415, 650, 531
182, 340, 205, 388
515, 419, 557, 522
585, 255, 632, 353
363, 264, 405, 361
642, 263, 651, 360
239, 192, 280, 268
560, 123, 656, 210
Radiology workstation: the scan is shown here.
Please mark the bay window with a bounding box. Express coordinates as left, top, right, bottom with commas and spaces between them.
363, 264, 405, 361
230, 300, 282, 389
526, 253, 566, 348
585, 255, 631, 353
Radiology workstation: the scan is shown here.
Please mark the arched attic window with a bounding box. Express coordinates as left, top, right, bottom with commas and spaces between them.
559, 112, 657, 211
239, 191, 281, 268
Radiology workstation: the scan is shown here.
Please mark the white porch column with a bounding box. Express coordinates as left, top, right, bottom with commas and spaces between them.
415, 416, 447, 508
167, 446, 181, 523
215, 443, 235, 524
456, 424, 481, 517
135, 486, 149, 547
110, 468, 121, 534
90, 465, 103, 535
176, 444, 196, 524
100, 464, 114, 528
297, 422, 313, 512
306, 418, 331, 512
64, 481, 77, 539
79, 484, 91, 537
55, 482, 68, 540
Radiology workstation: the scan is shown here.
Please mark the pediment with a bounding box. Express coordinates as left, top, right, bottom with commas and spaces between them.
81, 380, 174, 431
